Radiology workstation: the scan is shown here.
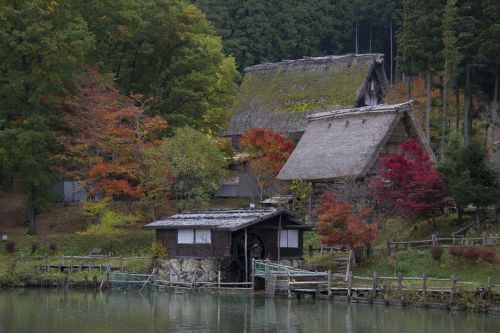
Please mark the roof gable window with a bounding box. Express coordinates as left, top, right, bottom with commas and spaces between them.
280, 229, 298, 248
177, 229, 212, 244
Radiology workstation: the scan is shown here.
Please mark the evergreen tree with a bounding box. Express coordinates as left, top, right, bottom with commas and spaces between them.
439, 133, 500, 226
0, 0, 94, 234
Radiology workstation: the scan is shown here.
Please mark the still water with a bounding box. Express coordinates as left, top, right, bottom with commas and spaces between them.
0, 289, 497, 333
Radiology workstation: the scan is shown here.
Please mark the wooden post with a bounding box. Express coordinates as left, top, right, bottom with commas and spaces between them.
386, 241, 391, 255
397, 272, 403, 289
69, 256, 73, 275
287, 271, 292, 299
217, 270, 221, 293
45, 255, 49, 272
450, 275, 456, 301
251, 258, 255, 290
347, 271, 353, 300
371, 272, 378, 298
244, 228, 248, 283
79, 260, 82, 272
59, 256, 63, 272
277, 214, 282, 262
422, 273, 427, 296
169, 269, 173, 288
482, 232, 487, 246
431, 234, 437, 246
320, 246, 324, 257
327, 270, 332, 298
120, 256, 124, 272
487, 276, 492, 289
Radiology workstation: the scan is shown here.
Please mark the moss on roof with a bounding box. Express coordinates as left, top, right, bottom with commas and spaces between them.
235, 61, 372, 114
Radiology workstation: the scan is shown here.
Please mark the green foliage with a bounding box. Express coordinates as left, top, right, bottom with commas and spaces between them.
355, 249, 500, 283
439, 133, 500, 209
82, 209, 141, 235
288, 180, 312, 220
72, 0, 237, 133
303, 231, 321, 251
160, 127, 226, 210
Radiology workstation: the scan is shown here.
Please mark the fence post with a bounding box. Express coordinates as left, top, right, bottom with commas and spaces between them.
45, 255, 49, 272
371, 272, 378, 298
59, 255, 63, 272
422, 273, 427, 296
386, 240, 391, 255
327, 270, 332, 298
70, 256, 73, 275
217, 270, 221, 293
397, 272, 403, 289
120, 256, 124, 272
287, 271, 292, 299
450, 275, 456, 301
482, 232, 487, 246
431, 234, 437, 246
347, 271, 353, 300
320, 246, 324, 257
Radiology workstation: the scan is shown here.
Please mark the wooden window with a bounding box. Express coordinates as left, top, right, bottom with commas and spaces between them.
279, 229, 299, 248
195, 229, 211, 244
177, 229, 212, 244
178, 229, 194, 244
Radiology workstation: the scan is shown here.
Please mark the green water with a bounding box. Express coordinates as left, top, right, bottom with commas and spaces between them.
0, 289, 497, 333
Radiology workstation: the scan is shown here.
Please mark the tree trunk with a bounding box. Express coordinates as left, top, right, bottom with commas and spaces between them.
464, 61, 471, 145
425, 72, 432, 143
457, 205, 463, 225
406, 76, 412, 101
455, 88, 460, 132
355, 20, 359, 54
390, 21, 393, 85
440, 75, 447, 159
27, 190, 36, 235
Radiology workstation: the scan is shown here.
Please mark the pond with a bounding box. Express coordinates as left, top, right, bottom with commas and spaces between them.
0, 289, 497, 333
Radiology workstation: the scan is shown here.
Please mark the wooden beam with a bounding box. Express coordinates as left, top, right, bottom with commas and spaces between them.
244, 228, 248, 283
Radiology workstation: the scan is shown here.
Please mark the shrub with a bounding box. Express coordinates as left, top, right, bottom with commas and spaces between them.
481, 248, 496, 264
448, 247, 464, 258
463, 247, 480, 262
30, 242, 38, 254
151, 240, 168, 259
49, 243, 57, 254
5, 241, 15, 253
430, 247, 444, 260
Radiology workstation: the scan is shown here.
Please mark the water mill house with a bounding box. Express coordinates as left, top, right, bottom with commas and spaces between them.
277, 101, 436, 211
216, 53, 390, 199
144, 208, 311, 282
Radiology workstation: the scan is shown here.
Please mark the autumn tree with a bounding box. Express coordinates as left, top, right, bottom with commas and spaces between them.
239, 127, 296, 201
59, 69, 166, 209
369, 139, 448, 229
316, 192, 377, 256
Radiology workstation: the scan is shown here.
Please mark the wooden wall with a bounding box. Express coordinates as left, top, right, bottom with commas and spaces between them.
156, 229, 231, 258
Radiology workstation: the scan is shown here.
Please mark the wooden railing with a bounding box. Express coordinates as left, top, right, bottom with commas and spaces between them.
387, 234, 500, 254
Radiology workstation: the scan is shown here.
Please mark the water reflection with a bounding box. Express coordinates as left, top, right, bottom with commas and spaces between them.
0, 289, 497, 333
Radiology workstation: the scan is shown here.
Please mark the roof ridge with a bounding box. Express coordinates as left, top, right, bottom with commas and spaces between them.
308, 101, 414, 121
244, 54, 384, 73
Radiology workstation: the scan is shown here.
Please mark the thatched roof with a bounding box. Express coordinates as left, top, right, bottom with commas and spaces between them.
226, 54, 389, 135
277, 101, 435, 181
144, 208, 303, 232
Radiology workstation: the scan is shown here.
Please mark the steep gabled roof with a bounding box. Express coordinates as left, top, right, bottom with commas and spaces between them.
277, 101, 435, 181
226, 54, 389, 135
144, 208, 303, 232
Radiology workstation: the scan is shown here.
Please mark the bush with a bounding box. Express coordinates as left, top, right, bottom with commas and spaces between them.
151, 240, 168, 259
49, 243, 57, 254
481, 248, 496, 264
430, 246, 444, 260
5, 241, 15, 253
463, 247, 480, 262
30, 242, 38, 254
448, 247, 464, 258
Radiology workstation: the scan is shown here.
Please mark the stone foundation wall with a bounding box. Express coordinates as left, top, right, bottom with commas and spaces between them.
157, 258, 221, 284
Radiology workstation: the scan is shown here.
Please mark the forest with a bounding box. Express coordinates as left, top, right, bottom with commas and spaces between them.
0, 0, 499, 240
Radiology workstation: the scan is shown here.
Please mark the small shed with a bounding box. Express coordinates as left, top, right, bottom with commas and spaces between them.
144, 208, 310, 261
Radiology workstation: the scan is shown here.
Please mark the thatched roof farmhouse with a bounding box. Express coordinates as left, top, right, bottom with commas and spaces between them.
277, 101, 435, 205
227, 54, 389, 136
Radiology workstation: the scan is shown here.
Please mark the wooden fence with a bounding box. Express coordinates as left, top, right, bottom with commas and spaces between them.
387, 234, 500, 254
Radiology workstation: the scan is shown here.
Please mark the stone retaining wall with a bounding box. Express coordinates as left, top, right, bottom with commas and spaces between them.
157, 258, 221, 284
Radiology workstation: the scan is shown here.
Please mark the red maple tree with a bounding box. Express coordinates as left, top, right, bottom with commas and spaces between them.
239, 127, 296, 200
316, 192, 377, 251
369, 139, 448, 222
59, 68, 167, 206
